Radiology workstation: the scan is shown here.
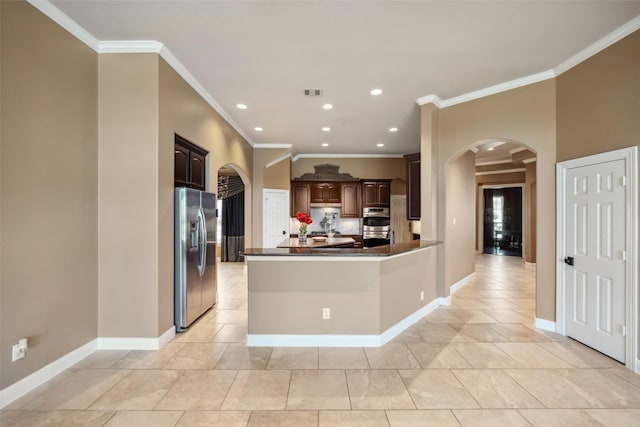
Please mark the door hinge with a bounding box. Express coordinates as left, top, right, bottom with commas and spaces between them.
621, 250, 626, 261
622, 325, 627, 337
620, 176, 627, 187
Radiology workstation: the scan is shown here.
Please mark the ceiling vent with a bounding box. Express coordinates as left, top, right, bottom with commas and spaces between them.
304, 89, 322, 96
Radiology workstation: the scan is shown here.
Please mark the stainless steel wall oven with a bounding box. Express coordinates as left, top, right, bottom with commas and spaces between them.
363, 207, 390, 247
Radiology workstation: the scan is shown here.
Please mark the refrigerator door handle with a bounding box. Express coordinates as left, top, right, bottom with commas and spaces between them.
198, 207, 207, 276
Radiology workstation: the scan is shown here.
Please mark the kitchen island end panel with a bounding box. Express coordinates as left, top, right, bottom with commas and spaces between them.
244, 244, 440, 346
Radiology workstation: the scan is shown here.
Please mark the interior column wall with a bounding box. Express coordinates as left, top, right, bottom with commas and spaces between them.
429, 79, 556, 320
98, 53, 160, 338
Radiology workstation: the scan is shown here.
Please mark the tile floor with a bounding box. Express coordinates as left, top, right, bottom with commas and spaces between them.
2, 255, 639, 426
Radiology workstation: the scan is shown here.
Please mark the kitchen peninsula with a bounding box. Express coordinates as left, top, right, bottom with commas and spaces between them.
242, 240, 442, 347
276, 237, 355, 248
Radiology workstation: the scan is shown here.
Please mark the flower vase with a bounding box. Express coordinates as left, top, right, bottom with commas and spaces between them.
298, 231, 308, 243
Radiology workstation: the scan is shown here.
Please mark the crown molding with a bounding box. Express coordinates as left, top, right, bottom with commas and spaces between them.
98, 40, 163, 53
475, 159, 513, 167
415, 94, 443, 108
155, 44, 256, 147
476, 168, 526, 176
553, 14, 640, 76
266, 151, 292, 168
509, 147, 527, 155
27, 0, 99, 51
522, 157, 537, 164
468, 147, 479, 154
27, 1, 256, 147
417, 14, 640, 109
417, 70, 555, 108
254, 143, 293, 149
292, 153, 405, 162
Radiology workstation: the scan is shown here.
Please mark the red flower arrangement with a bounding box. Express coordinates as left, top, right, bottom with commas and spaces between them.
296, 211, 313, 235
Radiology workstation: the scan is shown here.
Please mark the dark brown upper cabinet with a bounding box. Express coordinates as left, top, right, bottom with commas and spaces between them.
175, 134, 208, 191
340, 182, 361, 218
310, 183, 341, 203
404, 153, 421, 220
361, 180, 391, 207
291, 182, 310, 216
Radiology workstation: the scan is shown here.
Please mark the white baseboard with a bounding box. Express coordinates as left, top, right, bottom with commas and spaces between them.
247, 297, 443, 347
450, 272, 476, 295
97, 326, 176, 350
438, 296, 451, 306
534, 317, 556, 332
0, 339, 97, 409
0, 326, 176, 409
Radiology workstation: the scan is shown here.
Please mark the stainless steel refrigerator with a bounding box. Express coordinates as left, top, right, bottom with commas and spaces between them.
175, 187, 217, 331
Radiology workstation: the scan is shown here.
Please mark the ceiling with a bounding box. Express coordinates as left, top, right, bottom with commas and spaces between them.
50, 1, 640, 157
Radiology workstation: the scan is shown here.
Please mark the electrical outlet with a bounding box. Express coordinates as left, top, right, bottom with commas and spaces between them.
11, 338, 28, 362
12, 344, 25, 362
420, 291, 424, 301
322, 307, 331, 320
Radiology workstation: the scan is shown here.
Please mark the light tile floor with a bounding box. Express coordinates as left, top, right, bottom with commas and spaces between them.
2, 255, 640, 426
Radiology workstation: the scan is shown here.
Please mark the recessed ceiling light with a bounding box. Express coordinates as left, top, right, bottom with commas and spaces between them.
321, 143, 329, 147
370, 88, 383, 96
254, 127, 263, 131
322, 104, 333, 110
487, 147, 494, 151
322, 127, 331, 132
236, 103, 247, 110
377, 143, 385, 147
389, 127, 398, 132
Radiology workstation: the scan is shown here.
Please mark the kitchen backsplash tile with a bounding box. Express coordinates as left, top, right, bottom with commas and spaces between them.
290, 207, 361, 235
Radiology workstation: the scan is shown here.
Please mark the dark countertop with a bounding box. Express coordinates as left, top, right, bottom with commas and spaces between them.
242, 240, 441, 257
276, 237, 355, 248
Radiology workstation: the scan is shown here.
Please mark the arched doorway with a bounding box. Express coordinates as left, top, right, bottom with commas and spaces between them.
443, 139, 537, 294
217, 164, 249, 262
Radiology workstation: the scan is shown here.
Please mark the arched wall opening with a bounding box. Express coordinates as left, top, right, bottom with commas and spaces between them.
442, 139, 537, 294
423, 78, 557, 323
216, 163, 252, 262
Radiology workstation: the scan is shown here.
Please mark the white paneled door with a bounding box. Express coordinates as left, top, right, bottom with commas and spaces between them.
263, 189, 290, 248
564, 159, 626, 362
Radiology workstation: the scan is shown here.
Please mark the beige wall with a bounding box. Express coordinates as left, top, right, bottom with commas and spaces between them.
445, 151, 476, 288
98, 54, 160, 338
158, 58, 253, 330
429, 79, 556, 320
557, 30, 640, 162
524, 162, 537, 263
476, 172, 525, 186
252, 148, 291, 247
1, 1, 98, 388
556, 30, 640, 362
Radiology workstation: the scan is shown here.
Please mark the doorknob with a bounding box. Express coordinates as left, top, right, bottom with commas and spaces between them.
564, 256, 574, 266
282, 230, 286, 235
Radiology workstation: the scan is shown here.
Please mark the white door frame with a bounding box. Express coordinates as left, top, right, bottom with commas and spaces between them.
556, 146, 638, 372
262, 188, 290, 248
477, 184, 525, 257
